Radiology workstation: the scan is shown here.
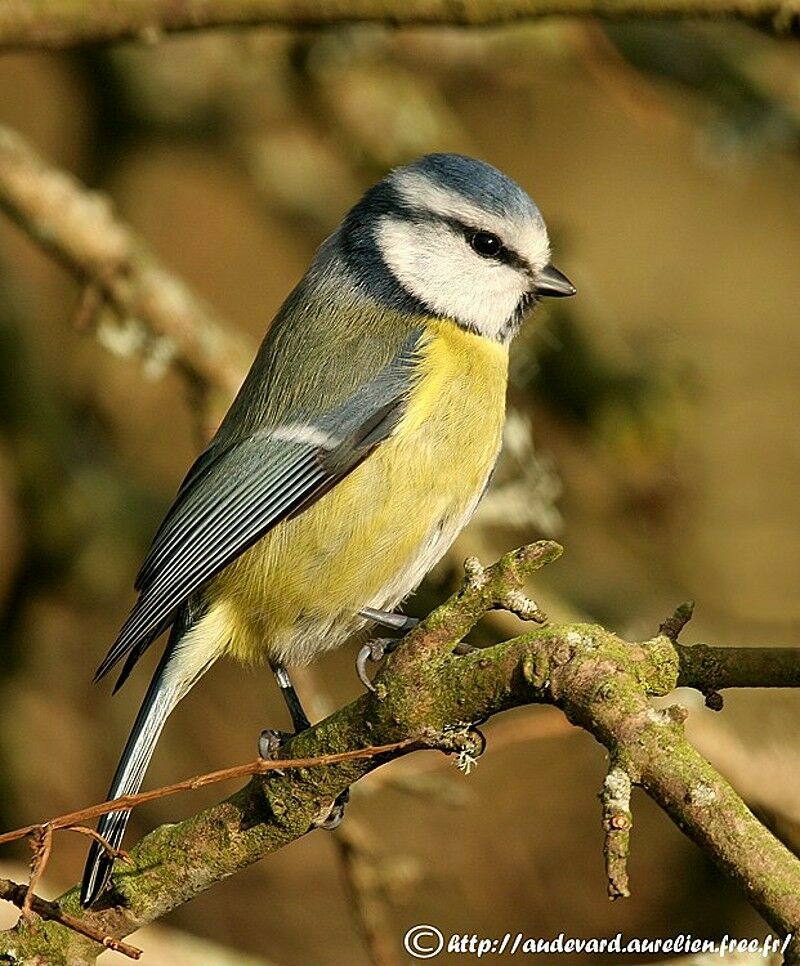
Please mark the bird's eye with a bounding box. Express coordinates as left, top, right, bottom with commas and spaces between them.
468, 231, 503, 259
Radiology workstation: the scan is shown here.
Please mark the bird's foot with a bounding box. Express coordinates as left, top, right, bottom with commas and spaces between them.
356, 637, 399, 692
356, 622, 479, 691
355, 608, 421, 692
314, 788, 350, 830
258, 728, 294, 761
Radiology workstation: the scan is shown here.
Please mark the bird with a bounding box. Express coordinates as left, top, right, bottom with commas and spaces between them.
80, 152, 575, 907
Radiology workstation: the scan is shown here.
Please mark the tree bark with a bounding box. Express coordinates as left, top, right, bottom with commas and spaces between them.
1, 544, 799, 964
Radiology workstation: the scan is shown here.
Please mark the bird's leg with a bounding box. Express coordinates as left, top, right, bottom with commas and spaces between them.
356, 609, 475, 691
358, 607, 419, 633
274, 662, 312, 734
258, 663, 310, 756
259, 661, 349, 830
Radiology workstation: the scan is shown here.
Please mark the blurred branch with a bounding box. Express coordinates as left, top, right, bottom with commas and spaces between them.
0, 124, 252, 426
1, 542, 800, 962
0, 0, 799, 50
334, 821, 402, 966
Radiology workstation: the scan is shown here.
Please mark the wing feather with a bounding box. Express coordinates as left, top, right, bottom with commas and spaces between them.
95, 330, 421, 687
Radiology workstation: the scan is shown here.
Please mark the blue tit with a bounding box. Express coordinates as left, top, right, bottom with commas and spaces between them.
80, 152, 575, 906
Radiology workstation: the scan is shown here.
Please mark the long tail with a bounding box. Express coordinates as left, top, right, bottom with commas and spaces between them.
81, 606, 220, 907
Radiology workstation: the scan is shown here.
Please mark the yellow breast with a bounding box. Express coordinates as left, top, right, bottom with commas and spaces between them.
210, 318, 509, 666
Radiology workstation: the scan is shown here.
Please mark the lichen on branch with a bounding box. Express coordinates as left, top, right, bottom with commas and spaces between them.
1, 541, 800, 964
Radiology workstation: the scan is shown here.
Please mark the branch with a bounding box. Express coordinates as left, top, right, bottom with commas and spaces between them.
0, 124, 252, 418
678, 642, 800, 691
0, 878, 142, 960
601, 764, 632, 900
1, 542, 800, 963
0, 0, 799, 50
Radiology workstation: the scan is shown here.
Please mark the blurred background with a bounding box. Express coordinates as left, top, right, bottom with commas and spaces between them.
0, 16, 798, 965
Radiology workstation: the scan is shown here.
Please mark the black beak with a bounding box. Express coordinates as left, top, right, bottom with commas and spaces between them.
536, 263, 576, 298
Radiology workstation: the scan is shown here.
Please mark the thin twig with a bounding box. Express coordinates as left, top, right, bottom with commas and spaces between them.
67, 826, 130, 861
0, 740, 414, 848
677, 642, 800, 693
363, 708, 575, 797
0, 878, 143, 959
22, 824, 52, 920
660, 601, 695, 642
16, 824, 137, 960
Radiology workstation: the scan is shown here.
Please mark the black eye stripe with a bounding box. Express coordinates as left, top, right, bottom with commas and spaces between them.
389, 206, 532, 274
459, 223, 529, 273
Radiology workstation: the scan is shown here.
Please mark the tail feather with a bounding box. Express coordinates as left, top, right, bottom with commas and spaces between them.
80, 649, 182, 907
81, 602, 221, 907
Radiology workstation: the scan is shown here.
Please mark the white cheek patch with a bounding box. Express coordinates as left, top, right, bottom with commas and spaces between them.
376, 216, 529, 339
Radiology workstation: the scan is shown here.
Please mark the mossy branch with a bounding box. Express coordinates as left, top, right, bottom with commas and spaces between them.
0, 0, 799, 51
2, 540, 800, 964
678, 641, 800, 692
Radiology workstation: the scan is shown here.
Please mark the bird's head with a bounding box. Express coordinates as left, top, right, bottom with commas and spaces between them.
340, 152, 575, 343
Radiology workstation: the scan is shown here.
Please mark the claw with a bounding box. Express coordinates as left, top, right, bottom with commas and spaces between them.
259, 727, 292, 761
314, 789, 350, 830
356, 638, 395, 692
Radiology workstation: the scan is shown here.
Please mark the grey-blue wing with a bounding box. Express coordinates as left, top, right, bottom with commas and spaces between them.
95, 331, 421, 688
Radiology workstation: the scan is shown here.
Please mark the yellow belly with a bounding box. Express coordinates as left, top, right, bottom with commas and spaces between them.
207, 318, 508, 666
